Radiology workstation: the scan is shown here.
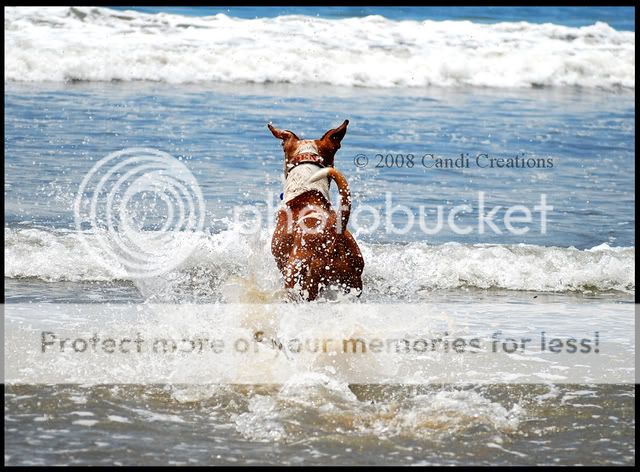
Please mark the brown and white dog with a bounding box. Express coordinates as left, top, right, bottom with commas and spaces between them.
268, 120, 364, 301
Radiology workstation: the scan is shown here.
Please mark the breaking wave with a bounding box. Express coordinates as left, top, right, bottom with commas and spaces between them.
4, 227, 634, 296
4, 7, 635, 89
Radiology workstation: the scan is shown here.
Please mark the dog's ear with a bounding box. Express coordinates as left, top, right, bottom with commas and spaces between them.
268, 123, 299, 141
320, 120, 349, 146
316, 120, 349, 167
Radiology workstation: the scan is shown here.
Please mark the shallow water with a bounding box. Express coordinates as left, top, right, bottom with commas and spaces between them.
4, 384, 635, 466
4, 80, 635, 466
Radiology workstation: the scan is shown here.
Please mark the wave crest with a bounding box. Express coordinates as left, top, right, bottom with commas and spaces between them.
4, 7, 635, 89
5, 227, 635, 295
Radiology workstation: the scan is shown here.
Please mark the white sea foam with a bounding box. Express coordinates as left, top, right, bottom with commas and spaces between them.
234, 386, 522, 441
4, 227, 635, 295
4, 7, 635, 89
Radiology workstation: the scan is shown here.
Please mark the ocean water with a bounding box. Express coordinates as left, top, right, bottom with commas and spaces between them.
6, 7, 635, 88
4, 6, 636, 466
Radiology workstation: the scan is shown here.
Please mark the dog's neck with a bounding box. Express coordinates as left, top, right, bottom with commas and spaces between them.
284, 141, 324, 177
282, 163, 330, 204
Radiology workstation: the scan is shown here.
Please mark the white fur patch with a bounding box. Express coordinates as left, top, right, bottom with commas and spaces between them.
283, 163, 329, 204
294, 141, 320, 156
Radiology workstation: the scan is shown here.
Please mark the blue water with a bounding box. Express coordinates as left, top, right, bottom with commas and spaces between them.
4, 82, 635, 249
114, 6, 635, 31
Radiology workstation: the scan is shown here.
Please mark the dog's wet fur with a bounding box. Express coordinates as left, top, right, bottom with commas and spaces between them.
269, 120, 364, 301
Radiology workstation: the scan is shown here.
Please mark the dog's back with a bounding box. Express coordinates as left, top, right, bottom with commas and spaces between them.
268, 121, 364, 300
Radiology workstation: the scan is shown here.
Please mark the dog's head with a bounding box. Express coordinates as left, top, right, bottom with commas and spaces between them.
267, 120, 349, 176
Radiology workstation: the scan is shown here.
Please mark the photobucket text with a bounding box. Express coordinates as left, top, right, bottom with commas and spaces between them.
232, 191, 553, 236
